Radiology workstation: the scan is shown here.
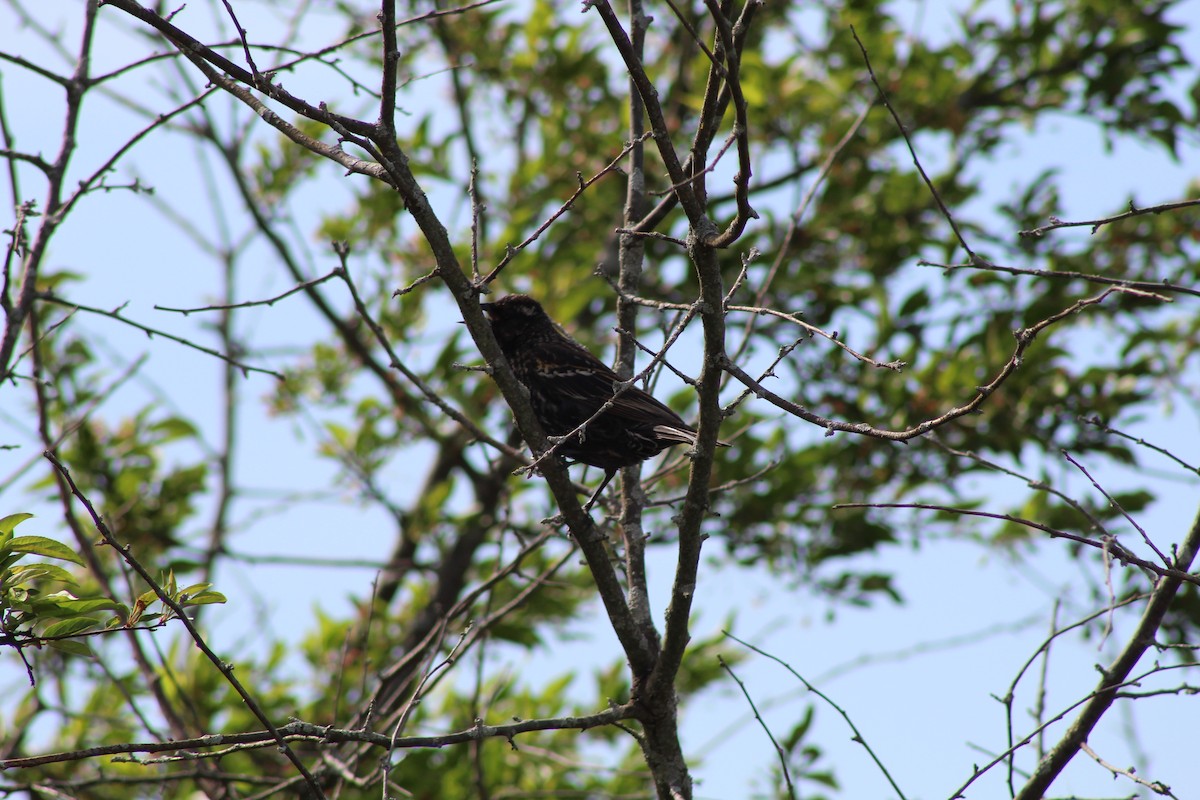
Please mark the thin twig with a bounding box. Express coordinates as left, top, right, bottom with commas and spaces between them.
38, 293, 285, 380
478, 132, 652, 286
723, 288, 1166, 441
1079, 742, 1177, 797
724, 632, 908, 800
727, 302, 906, 370
729, 101, 872, 365
702, 0, 760, 248
850, 25, 974, 261
718, 655, 796, 800
920, 258, 1198, 299
388, 625, 469, 749
155, 269, 341, 314
1062, 449, 1171, 567
831, 502, 1199, 586
334, 251, 524, 461
927, 435, 1111, 538
218, 0, 261, 81
1019, 198, 1200, 238
1081, 415, 1200, 475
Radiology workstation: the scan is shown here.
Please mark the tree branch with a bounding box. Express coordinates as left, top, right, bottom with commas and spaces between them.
1014, 502, 1200, 799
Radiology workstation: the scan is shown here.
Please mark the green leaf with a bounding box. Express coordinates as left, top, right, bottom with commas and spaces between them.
9, 536, 85, 566
42, 617, 102, 637
182, 590, 227, 606
45, 638, 94, 657
0, 513, 34, 536
34, 595, 121, 616
149, 416, 200, 442
7, 563, 78, 587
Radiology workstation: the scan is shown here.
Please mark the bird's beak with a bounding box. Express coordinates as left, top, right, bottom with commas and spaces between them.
461, 302, 495, 326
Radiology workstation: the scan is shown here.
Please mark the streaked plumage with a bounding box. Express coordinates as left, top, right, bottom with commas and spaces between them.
482, 294, 712, 507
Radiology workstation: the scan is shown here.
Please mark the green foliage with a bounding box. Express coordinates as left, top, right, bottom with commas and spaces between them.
1, 513, 225, 661
1, 513, 103, 656
3, 0, 1198, 796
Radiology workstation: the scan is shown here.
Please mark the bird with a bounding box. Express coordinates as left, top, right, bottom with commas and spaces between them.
481, 294, 724, 510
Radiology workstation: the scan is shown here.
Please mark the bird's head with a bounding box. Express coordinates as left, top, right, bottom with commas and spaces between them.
480, 294, 555, 347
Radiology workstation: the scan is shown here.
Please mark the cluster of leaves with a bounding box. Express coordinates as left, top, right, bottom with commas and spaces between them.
0, 514, 224, 657
1, 513, 115, 657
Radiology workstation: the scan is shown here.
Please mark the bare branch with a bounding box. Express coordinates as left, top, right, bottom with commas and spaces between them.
1019, 197, 1200, 237
723, 288, 1166, 441
728, 101, 873, 365
1062, 449, 1171, 567
718, 655, 796, 800
479, 132, 653, 286
726, 302, 906, 371
1081, 415, 1200, 475
1014, 504, 1200, 799
1079, 741, 1178, 798
155, 269, 342, 314
38, 293, 286, 380
100, 0, 377, 138
832, 502, 1199, 586
921, 258, 1199, 299
585, 0, 708, 227
334, 252, 525, 461
702, 0, 759, 248
0, 706, 637, 771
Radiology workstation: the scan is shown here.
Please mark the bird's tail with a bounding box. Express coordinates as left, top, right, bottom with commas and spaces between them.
653, 425, 731, 448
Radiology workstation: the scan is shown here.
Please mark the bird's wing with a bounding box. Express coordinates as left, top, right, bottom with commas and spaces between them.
527, 337, 620, 394
529, 338, 690, 428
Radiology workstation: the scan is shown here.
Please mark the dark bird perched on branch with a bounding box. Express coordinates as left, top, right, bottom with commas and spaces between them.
482, 294, 725, 510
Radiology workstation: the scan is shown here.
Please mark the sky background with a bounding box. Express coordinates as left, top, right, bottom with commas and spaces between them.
2, 1, 1199, 798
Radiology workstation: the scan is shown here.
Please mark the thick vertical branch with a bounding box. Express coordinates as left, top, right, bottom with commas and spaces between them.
615, 0, 649, 384
589, 4, 733, 799
651, 241, 725, 684
616, 0, 661, 673
378, 0, 400, 142
632, 240, 726, 800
